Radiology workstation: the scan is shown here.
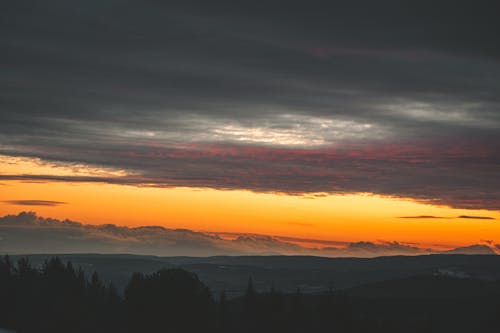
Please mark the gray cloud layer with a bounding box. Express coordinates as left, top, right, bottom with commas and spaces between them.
1, 0, 499, 209
0, 212, 497, 257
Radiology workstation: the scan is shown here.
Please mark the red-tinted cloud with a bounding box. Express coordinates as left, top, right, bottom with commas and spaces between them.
2, 137, 499, 210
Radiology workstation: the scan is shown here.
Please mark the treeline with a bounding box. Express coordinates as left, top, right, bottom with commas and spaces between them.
0, 256, 120, 332
0, 255, 358, 333
2, 255, 497, 333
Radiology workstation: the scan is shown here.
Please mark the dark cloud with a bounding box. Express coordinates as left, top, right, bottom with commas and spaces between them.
1, 0, 499, 210
3, 200, 67, 207
458, 215, 496, 220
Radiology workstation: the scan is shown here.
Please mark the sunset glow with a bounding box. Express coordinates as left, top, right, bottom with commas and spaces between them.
1, 155, 499, 253
1, 0, 499, 258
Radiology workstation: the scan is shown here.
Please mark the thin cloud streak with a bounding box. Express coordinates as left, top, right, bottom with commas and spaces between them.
398, 216, 447, 219
458, 215, 496, 220
2, 200, 67, 207
399, 215, 497, 220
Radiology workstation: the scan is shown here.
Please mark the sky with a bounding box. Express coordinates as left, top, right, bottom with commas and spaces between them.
1, 0, 499, 256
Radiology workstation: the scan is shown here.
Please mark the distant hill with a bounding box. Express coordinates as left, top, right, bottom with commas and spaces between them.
10, 253, 500, 297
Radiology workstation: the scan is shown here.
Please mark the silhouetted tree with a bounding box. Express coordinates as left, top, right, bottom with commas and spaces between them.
0, 256, 122, 333
124, 268, 215, 333
288, 288, 308, 333
246, 276, 256, 298
0, 255, 15, 329
242, 275, 258, 332
218, 290, 227, 333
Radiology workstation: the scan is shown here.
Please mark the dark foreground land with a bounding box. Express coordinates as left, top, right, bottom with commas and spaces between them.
1, 254, 500, 332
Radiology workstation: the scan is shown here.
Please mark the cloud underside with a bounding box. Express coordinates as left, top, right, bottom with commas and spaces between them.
1, 138, 499, 211
1, 1, 499, 210
0, 212, 497, 257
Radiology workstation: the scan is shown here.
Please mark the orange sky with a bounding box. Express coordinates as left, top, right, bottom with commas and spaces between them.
1, 155, 499, 251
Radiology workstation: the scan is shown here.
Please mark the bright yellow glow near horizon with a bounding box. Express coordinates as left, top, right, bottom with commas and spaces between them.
1, 180, 499, 250
1, 154, 499, 250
